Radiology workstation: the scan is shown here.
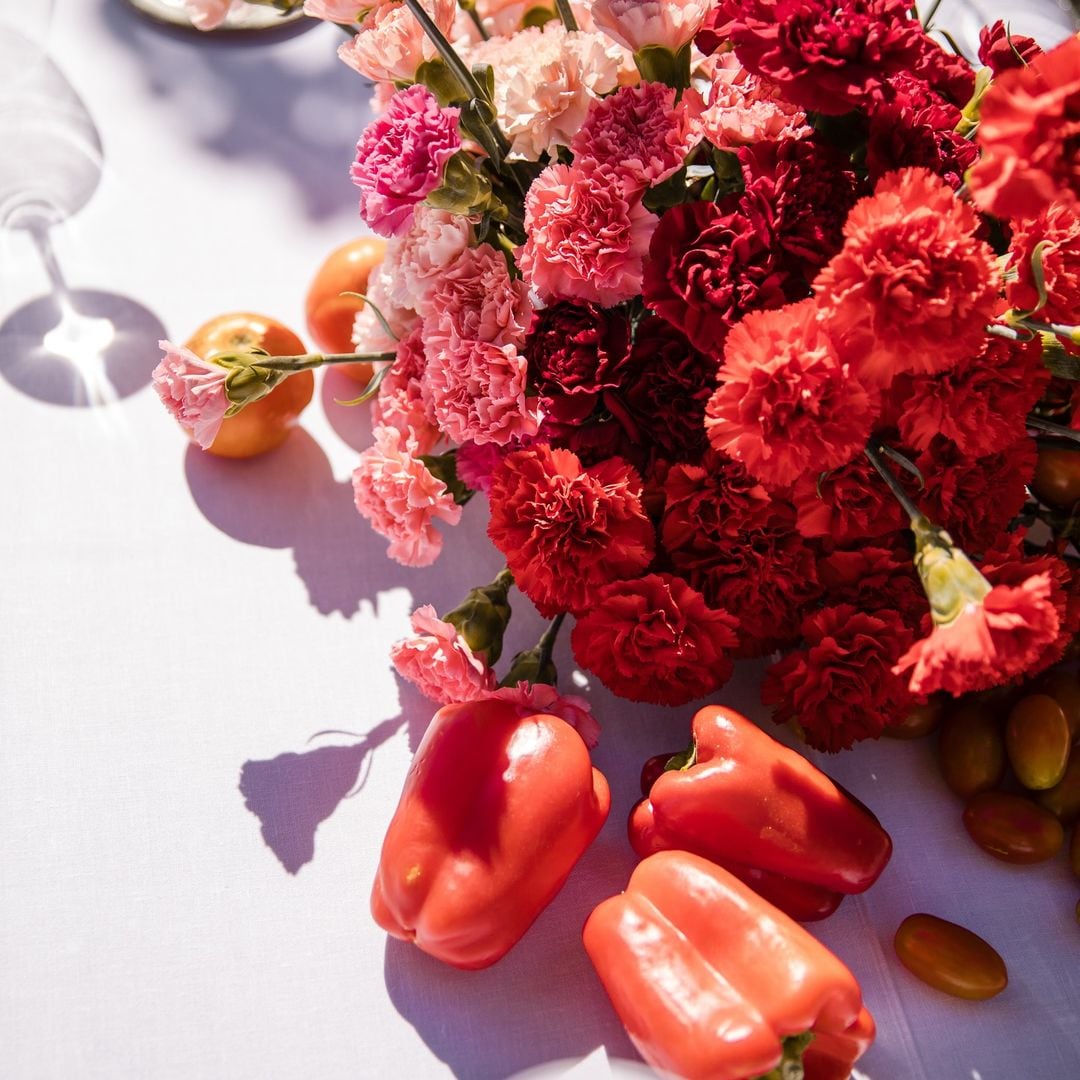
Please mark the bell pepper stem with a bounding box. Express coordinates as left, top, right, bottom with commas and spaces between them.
753, 1032, 814, 1080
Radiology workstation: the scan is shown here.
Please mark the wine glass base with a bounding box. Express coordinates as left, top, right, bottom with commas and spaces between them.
125, 0, 307, 32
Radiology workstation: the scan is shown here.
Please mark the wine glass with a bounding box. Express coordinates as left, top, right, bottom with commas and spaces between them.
125, 0, 307, 32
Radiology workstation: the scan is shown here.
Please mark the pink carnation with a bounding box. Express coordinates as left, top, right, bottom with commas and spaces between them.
351, 262, 418, 355
390, 604, 496, 704
183, 0, 235, 30
590, 0, 712, 52
303, 0, 362, 21
384, 205, 473, 318
152, 340, 230, 450
349, 84, 460, 238
352, 425, 462, 567
570, 82, 698, 191
486, 681, 600, 748
371, 325, 440, 455
336, 0, 457, 84
519, 162, 655, 307
687, 54, 812, 150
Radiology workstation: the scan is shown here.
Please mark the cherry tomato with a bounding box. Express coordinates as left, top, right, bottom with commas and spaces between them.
1037, 753, 1080, 824
885, 698, 943, 740
184, 312, 314, 460
963, 791, 1065, 864
1033, 667, 1080, 737
1032, 447, 1080, 510
937, 701, 1006, 799
305, 235, 386, 384
640, 753, 676, 797
894, 914, 1007, 1000
1005, 694, 1071, 790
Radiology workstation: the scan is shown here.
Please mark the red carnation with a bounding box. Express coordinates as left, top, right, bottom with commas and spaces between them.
969, 36, 1080, 220
819, 544, 927, 628
815, 168, 999, 387
722, 0, 971, 115
662, 455, 821, 655
643, 199, 793, 356
793, 456, 905, 544
763, 604, 917, 751
916, 436, 1036, 555
487, 444, 655, 618
895, 337, 1049, 458
570, 573, 739, 706
977, 20, 1041, 76
1008, 202, 1080, 348
706, 299, 879, 489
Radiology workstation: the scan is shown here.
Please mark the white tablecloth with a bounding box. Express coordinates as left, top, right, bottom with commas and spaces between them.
2, 4, 1078, 1078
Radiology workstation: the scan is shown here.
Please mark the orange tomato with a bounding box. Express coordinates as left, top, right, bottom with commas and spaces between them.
1032, 447, 1080, 510
184, 312, 314, 460
305, 235, 387, 384
894, 914, 1007, 1001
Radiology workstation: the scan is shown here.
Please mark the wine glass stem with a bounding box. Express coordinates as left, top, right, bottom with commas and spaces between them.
27, 218, 74, 315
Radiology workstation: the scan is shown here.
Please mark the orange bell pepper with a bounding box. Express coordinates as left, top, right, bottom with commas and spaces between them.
371, 697, 610, 970
583, 851, 875, 1080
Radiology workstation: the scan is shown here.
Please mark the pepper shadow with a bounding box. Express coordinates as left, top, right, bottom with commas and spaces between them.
184, 428, 418, 617
239, 715, 404, 874
381, 832, 639, 1079
100, 0, 371, 222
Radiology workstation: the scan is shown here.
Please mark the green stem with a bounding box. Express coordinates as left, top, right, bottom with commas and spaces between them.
537, 611, 567, 674
241, 350, 397, 372
865, 442, 923, 524
554, 0, 578, 31
464, 5, 490, 39
1027, 415, 1080, 444
920, 0, 944, 29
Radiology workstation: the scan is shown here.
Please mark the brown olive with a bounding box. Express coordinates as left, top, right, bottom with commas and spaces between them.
938, 702, 1006, 799
1032, 447, 1080, 510
1005, 695, 1071, 790
963, 791, 1064, 864
886, 698, 943, 740
894, 914, 1007, 1001
1036, 753, 1080, 824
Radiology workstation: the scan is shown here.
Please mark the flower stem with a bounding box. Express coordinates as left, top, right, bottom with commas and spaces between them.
241, 350, 397, 372
865, 442, 924, 523
464, 4, 489, 39
554, 0, 578, 31
1027, 414, 1080, 444
537, 611, 567, 674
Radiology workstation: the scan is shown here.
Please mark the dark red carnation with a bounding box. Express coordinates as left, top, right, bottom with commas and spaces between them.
739, 138, 861, 279
866, 74, 979, 190
487, 444, 655, 617
762, 603, 917, 751
915, 436, 1037, 555
621, 317, 714, 464
643, 199, 793, 356
722, 0, 972, 115
662, 454, 821, 655
894, 337, 1049, 457
978, 20, 1042, 76
793, 456, 905, 544
570, 573, 739, 706
818, 544, 926, 628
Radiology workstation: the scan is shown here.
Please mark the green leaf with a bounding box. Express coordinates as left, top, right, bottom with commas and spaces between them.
415, 57, 467, 106
633, 43, 691, 90
522, 5, 556, 27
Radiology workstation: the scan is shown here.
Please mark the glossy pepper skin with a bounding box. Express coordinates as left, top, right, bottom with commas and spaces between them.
629, 706, 892, 913
584, 851, 875, 1080
371, 698, 610, 970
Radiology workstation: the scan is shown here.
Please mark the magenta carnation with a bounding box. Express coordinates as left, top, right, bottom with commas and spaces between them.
349, 84, 460, 238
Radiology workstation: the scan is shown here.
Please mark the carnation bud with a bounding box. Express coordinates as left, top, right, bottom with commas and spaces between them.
911, 516, 993, 628
214, 355, 290, 414
442, 569, 513, 664
499, 645, 557, 689
426, 150, 500, 219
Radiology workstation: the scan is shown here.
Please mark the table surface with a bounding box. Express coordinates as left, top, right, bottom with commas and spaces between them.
2, 3, 1079, 1078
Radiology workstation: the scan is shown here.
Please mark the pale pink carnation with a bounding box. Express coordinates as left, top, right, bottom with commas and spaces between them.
352, 425, 462, 567
372, 325, 440, 455
487, 681, 601, 748
423, 243, 532, 350
383, 205, 473, 317
337, 0, 457, 84
184, 0, 236, 30
687, 55, 812, 150
571, 82, 698, 192
390, 604, 496, 704
474, 0, 531, 35
349, 84, 461, 237
590, 0, 711, 52
303, 0, 362, 22
467, 24, 623, 159
518, 162, 655, 306
423, 337, 540, 446
152, 340, 230, 450
350, 262, 418, 354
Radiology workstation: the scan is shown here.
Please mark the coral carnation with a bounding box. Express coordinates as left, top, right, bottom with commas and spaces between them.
352, 425, 462, 567
390, 605, 495, 705
519, 162, 654, 307
815, 168, 998, 386
706, 299, 878, 489
349, 84, 460, 237
763, 604, 917, 751
487, 445, 655, 617
571, 573, 739, 706
486, 682, 601, 748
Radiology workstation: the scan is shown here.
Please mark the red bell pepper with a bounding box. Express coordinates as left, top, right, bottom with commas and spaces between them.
628, 706, 891, 918
371, 697, 610, 970
583, 850, 875, 1080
